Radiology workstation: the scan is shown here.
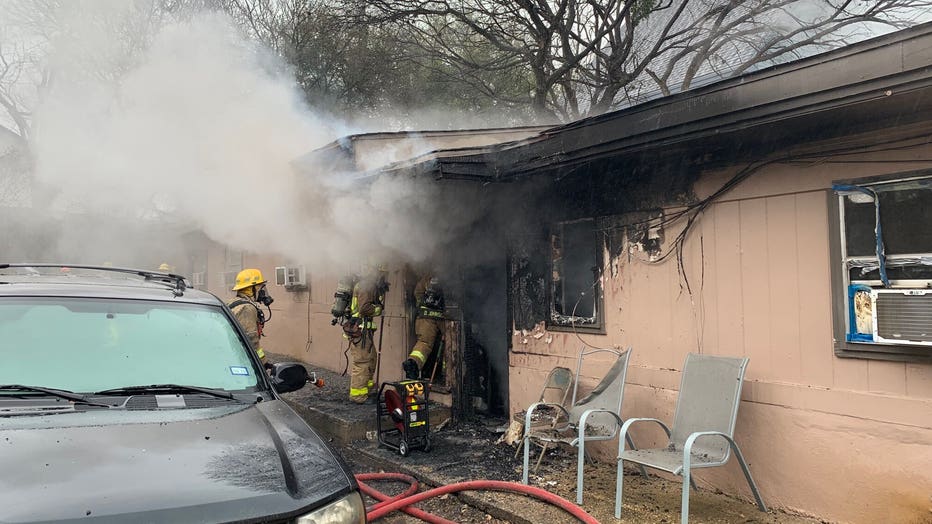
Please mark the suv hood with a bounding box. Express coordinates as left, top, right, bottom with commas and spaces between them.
0, 399, 354, 523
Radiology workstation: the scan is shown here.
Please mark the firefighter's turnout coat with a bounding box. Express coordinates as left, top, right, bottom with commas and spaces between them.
408, 274, 444, 370
228, 295, 266, 361
346, 275, 385, 402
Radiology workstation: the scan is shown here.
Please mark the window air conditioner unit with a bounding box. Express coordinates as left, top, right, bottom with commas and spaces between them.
191, 271, 205, 287
871, 289, 932, 346
220, 271, 237, 289
274, 265, 307, 289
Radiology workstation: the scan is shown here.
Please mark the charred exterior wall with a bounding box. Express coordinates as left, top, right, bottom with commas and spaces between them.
506, 139, 932, 524
508, 156, 700, 331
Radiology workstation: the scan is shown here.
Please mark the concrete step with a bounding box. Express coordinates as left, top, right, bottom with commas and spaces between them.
276, 358, 451, 446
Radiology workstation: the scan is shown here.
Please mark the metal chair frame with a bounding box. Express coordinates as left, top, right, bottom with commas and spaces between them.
521, 346, 643, 504
614, 353, 767, 523
513, 366, 574, 459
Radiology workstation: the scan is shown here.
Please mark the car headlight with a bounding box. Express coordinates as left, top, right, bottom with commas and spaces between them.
295, 491, 366, 524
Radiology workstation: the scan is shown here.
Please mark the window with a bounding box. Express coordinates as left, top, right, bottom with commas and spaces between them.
0, 297, 261, 392
225, 247, 243, 271
190, 249, 208, 289
220, 247, 243, 289
830, 172, 932, 362
548, 219, 603, 332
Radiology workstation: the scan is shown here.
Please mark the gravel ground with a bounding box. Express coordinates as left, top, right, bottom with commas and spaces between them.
339, 419, 827, 524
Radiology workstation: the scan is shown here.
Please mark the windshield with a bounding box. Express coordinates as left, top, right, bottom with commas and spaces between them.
0, 297, 260, 393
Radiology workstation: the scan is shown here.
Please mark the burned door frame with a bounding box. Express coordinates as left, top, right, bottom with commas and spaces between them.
402, 266, 465, 419
410, 260, 510, 421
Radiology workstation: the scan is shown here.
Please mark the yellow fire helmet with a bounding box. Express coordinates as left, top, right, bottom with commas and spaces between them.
232, 268, 266, 291
158, 262, 171, 272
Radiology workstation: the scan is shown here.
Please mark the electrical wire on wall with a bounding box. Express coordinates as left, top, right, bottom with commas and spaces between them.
569, 286, 611, 351
602, 129, 932, 293
693, 237, 705, 354
627, 157, 779, 295
582, 130, 932, 353
305, 288, 312, 354
341, 339, 350, 376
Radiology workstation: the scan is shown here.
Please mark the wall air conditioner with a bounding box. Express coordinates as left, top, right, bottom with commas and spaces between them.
871, 289, 932, 346
191, 271, 206, 287
274, 265, 307, 289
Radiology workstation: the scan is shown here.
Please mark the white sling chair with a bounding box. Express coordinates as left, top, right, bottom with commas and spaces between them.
615, 353, 766, 523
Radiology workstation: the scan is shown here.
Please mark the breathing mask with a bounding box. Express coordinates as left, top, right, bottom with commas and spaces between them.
257, 285, 274, 307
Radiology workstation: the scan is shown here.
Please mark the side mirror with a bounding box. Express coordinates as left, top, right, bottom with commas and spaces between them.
270, 362, 309, 394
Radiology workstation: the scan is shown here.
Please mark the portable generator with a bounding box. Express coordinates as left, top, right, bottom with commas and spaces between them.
376, 379, 431, 456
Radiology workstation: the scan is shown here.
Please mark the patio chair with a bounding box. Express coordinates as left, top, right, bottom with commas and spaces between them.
522, 347, 644, 504
512, 366, 574, 459
614, 353, 767, 523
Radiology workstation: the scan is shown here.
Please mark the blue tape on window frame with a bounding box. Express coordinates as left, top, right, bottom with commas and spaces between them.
846, 283, 875, 342
833, 184, 890, 288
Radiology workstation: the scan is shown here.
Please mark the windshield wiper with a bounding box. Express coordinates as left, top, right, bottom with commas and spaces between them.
0, 384, 114, 407
93, 384, 236, 401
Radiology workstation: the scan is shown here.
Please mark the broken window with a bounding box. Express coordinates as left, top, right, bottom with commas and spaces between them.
548, 219, 603, 331
831, 173, 932, 362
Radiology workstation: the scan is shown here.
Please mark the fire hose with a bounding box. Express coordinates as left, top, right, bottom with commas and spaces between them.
354, 473, 600, 524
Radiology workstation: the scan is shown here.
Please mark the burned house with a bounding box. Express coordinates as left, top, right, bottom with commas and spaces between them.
192, 23, 932, 524
192, 126, 551, 417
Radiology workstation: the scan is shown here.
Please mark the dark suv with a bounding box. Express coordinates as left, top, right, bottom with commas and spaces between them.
0, 264, 365, 523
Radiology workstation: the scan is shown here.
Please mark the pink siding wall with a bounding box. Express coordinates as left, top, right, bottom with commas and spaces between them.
510, 151, 932, 523
204, 256, 414, 387
259, 265, 412, 387
202, 138, 932, 523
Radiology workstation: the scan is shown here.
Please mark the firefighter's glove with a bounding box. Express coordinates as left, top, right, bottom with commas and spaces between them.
403, 358, 419, 380
342, 322, 362, 339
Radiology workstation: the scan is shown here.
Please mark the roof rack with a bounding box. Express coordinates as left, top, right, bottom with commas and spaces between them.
0, 263, 189, 296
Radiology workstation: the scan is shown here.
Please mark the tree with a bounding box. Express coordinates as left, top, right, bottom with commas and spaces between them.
0, 0, 53, 205
641, 0, 929, 99
223, 0, 528, 121
357, 0, 932, 120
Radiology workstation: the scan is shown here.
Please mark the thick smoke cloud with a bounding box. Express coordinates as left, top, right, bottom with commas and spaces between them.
26, 5, 487, 271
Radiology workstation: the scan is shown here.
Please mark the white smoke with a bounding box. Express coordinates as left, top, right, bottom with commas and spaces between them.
26, 4, 482, 271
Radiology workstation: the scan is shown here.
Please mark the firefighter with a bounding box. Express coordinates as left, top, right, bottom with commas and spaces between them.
403, 273, 444, 380
228, 268, 274, 366
344, 263, 388, 404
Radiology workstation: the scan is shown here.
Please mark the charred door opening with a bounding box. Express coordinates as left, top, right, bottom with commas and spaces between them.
403, 267, 451, 389
460, 257, 509, 417
409, 256, 509, 420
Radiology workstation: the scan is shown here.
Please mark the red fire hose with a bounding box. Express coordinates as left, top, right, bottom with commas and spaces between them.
355, 473, 440, 523
355, 473, 600, 524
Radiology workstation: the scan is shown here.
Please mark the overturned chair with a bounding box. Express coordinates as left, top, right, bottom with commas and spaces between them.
522, 347, 643, 504
614, 353, 767, 523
